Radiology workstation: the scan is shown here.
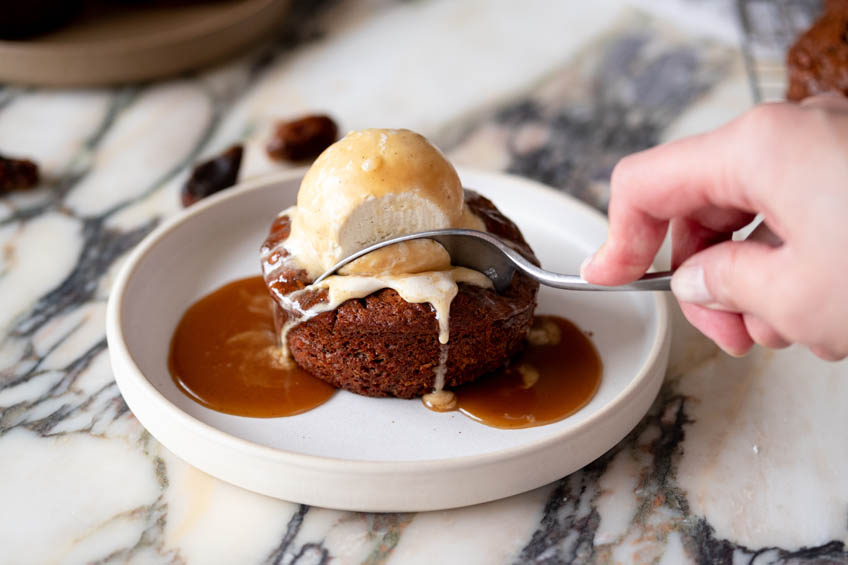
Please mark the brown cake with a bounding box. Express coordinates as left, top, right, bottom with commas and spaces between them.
786, 1, 848, 101
261, 190, 539, 399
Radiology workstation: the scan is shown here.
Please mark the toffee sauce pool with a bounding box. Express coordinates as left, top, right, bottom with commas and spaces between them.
169, 277, 602, 427
169, 277, 335, 417
447, 316, 602, 429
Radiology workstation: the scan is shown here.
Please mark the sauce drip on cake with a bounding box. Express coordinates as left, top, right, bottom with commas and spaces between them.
261, 129, 503, 406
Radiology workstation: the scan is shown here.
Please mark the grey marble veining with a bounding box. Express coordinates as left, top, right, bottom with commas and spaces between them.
449, 22, 731, 211
2, 1, 848, 564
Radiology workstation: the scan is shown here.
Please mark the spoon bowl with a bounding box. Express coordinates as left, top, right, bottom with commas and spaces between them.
314, 229, 673, 293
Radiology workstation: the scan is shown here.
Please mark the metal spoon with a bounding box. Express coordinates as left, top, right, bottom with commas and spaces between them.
313, 229, 672, 293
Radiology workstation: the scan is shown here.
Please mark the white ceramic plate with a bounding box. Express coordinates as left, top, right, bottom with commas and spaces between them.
107, 168, 670, 512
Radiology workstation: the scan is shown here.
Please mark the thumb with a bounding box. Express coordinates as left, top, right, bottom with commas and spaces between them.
670, 240, 782, 314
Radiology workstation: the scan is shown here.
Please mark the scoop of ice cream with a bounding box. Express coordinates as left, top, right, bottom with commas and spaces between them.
285, 128, 482, 278
339, 239, 451, 276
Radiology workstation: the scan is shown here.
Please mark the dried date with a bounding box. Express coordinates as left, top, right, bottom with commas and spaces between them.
266, 115, 338, 162
182, 145, 243, 207
0, 154, 39, 193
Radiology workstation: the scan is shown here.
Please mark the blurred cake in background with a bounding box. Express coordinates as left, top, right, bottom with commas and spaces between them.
786, 0, 848, 101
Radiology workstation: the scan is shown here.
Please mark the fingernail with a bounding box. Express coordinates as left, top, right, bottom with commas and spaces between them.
671, 265, 713, 304
703, 302, 739, 313
579, 255, 593, 279
719, 343, 748, 358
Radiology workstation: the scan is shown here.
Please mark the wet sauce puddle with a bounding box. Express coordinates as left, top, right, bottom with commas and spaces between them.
442, 316, 602, 428
169, 277, 335, 418
170, 277, 602, 427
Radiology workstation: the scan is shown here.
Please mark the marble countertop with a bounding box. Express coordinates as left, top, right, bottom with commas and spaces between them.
2, 1, 847, 563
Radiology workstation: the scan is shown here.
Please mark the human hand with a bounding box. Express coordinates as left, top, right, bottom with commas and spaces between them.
581, 95, 848, 360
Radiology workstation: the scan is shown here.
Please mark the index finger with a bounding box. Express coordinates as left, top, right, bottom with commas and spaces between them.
582, 105, 786, 285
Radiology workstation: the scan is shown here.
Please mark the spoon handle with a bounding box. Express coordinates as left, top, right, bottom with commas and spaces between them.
535, 219, 780, 291
525, 267, 673, 291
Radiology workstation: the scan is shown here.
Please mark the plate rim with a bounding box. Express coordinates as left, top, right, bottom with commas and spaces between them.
0, 0, 282, 53
0, 0, 289, 86
106, 167, 670, 473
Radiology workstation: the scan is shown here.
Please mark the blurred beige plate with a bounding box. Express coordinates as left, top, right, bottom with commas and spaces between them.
106, 168, 671, 512
0, 0, 289, 86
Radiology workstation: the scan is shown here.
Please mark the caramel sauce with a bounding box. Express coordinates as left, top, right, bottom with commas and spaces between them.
170, 279, 600, 428
169, 276, 335, 418
448, 316, 602, 429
